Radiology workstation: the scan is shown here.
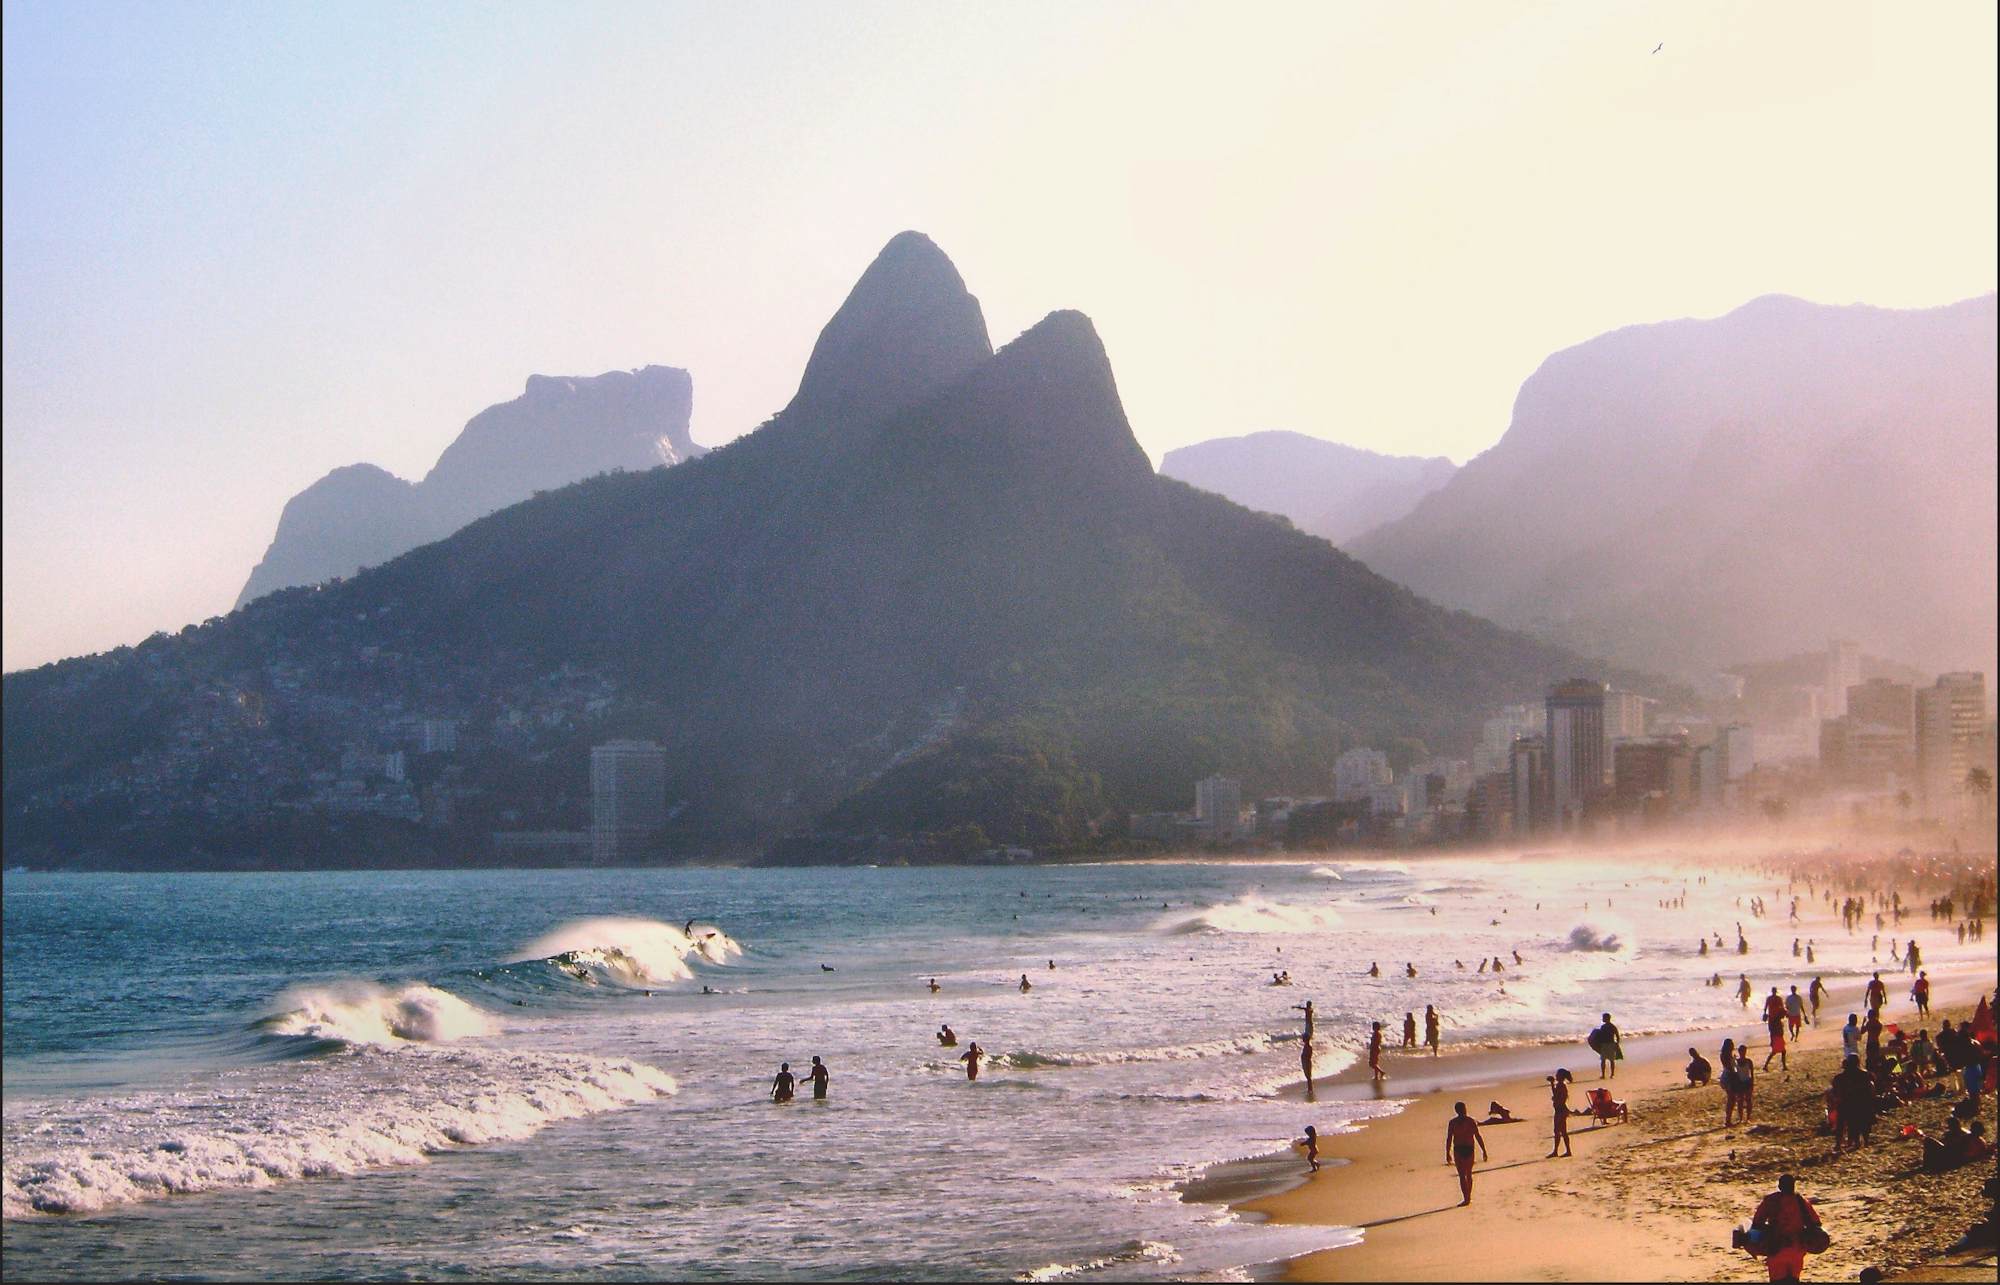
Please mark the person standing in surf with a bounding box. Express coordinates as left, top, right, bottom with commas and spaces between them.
803, 1056, 830, 1100
1425, 1004, 1441, 1057
771, 1062, 797, 1103
1369, 1021, 1386, 1081
1402, 1011, 1418, 1049
960, 1041, 983, 1081
1445, 1102, 1488, 1205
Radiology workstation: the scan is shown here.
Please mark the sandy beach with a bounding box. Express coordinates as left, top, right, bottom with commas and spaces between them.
1231, 990, 1999, 1282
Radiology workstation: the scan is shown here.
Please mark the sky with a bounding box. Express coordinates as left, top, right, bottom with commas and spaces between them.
4, 1, 1996, 672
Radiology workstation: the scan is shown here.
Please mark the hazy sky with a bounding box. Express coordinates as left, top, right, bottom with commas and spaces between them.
4, 1, 1995, 671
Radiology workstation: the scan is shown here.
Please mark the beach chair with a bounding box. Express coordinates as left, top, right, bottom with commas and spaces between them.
1583, 1087, 1628, 1125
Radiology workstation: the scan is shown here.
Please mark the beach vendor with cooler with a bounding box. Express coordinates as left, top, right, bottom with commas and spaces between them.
1736, 1174, 1828, 1282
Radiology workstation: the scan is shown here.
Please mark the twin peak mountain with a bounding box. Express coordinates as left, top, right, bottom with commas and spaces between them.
4, 233, 1581, 865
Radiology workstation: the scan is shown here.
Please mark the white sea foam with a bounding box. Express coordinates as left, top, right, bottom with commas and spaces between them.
263, 982, 497, 1045
2, 1047, 677, 1218
515, 917, 743, 986
1308, 866, 1342, 880
1562, 922, 1630, 954
1158, 896, 1342, 935
1015, 1239, 1181, 1281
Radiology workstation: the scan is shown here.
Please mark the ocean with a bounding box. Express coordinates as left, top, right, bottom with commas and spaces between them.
3, 855, 1966, 1280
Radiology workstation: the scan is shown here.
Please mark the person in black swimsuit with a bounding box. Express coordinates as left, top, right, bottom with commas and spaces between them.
1445, 1102, 1488, 1205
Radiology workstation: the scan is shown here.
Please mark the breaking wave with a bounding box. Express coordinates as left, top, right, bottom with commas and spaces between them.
981, 1032, 1290, 1071
1308, 866, 1342, 880
258, 982, 497, 1047
1158, 896, 1342, 935
3, 1047, 676, 1218
514, 917, 742, 987
1563, 923, 1629, 954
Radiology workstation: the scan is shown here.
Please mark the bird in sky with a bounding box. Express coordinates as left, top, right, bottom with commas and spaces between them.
1652, 42, 1664, 54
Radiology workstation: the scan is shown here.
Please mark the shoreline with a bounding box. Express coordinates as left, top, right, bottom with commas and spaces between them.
1207, 973, 1998, 1281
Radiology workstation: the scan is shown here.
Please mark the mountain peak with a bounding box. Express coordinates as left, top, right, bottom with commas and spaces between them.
787, 232, 993, 425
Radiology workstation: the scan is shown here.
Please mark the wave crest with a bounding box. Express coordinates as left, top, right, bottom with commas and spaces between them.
515, 917, 743, 986
260, 982, 496, 1046
1563, 923, 1627, 953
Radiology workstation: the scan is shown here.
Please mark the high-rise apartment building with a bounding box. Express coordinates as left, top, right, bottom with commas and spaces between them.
1546, 679, 1607, 828
1332, 748, 1392, 802
1510, 734, 1551, 836
1847, 678, 1914, 739
1602, 691, 1650, 777
591, 739, 668, 864
1823, 639, 1862, 718
1195, 775, 1242, 839
1915, 673, 1986, 815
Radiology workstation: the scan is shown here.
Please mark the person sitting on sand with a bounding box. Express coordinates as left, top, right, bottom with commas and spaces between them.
1686, 1047, 1713, 1087
1425, 1005, 1441, 1057
1302, 1124, 1320, 1172
771, 1062, 797, 1103
1483, 1101, 1519, 1124
938, 1024, 957, 1047
1546, 1069, 1573, 1157
1748, 1174, 1823, 1284
960, 1041, 983, 1081
1444, 1102, 1488, 1205
1402, 1011, 1417, 1049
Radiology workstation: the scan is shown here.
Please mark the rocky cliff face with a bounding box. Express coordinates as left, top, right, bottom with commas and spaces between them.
1347, 294, 1999, 676
1160, 431, 1457, 547
236, 365, 699, 607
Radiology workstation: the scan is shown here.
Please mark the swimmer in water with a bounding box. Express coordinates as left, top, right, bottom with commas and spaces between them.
1368, 962, 1382, 977
938, 1024, 957, 1046
1406, 963, 1418, 978
1020, 974, 1032, 993
928, 977, 941, 993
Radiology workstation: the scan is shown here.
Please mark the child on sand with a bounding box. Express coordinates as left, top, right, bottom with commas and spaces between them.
1303, 1125, 1320, 1172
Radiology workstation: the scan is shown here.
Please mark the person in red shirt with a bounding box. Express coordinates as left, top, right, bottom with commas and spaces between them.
1750, 1174, 1822, 1282
1444, 1102, 1488, 1205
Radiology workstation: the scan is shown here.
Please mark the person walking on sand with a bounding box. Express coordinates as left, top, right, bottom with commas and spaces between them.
1865, 972, 1887, 1011
803, 1055, 830, 1100
1764, 1005, 1789, 1073
771, 1062, 797, 1103
1445, 1102, 1488, 1205
1368, 1021, 1387, 1080
1809, 976, 1826, 1022
1748, 1174, 1823, 1283
1841, 1013, 1861, 1060
1303, 1124, 1320, 1172
1589, 1013, 1624, 1079
1734, 1051, 1756, 1122
1785, 985, 1805, 1040
1402, 1011, 1418, 1049
1425, 1004, 1441, 1057
1912, 970, 1931, 1018
1546, 1069, 1574, 1157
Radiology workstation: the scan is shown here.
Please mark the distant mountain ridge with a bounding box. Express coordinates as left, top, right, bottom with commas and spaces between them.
235, 365, 701, 607
1347, 293, 1999, 677
5, 232, 1610, 869
1159, 431, 1457, 546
